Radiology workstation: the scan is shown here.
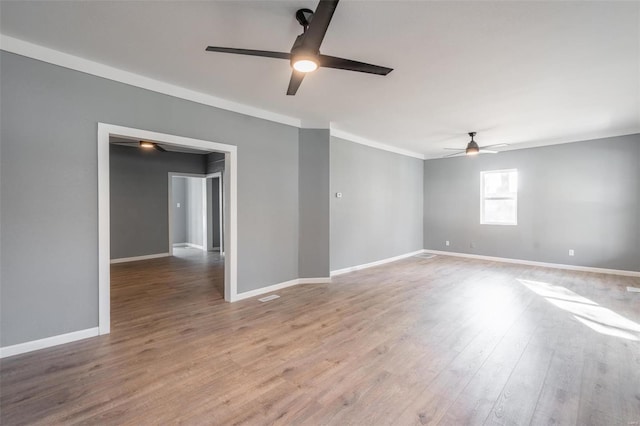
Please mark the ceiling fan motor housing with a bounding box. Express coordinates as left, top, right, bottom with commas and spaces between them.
466, 140, 480, 153
290, 34, 319, 68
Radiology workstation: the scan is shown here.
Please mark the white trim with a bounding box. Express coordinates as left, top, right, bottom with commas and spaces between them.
99, 124, 239, 337
234, 279, 300, 301
168, 174, 175, 256
0, 327, 99, 359
330, 128, 425, 160
298, 277, 332, 284
234, 277, 332, 301
423, 249, 640, 278
173, 243, 206, 250
201, 177, 208, 253
225, 150, 238, 301
0, 34, 300, 128
110, 253, 169, 264
98, 124, 111, 334
168, 172, 208, 178
300, 120, 330, 129
330, 249, 426, 276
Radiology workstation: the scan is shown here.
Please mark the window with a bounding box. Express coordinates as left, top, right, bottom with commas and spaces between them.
481, 169, 518, 225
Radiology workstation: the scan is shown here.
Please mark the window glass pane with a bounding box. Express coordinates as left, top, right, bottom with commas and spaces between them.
483, 199, 517, 224
484, 171, 516, 197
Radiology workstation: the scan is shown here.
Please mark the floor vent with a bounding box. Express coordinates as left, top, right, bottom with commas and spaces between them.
627, 287, 640, 293
258, 294, 280, 302
414, 253, 436, 260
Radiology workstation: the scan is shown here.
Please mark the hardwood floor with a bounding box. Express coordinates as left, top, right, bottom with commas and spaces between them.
1, 252, 639, 425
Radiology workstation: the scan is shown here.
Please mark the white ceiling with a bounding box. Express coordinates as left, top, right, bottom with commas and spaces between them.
1, 1, 638, 158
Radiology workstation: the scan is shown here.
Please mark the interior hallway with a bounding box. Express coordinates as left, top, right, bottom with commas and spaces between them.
1, 255, 639, 424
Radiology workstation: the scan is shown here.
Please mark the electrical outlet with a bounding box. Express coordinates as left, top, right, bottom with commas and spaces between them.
445, 240, 450, 246
177, 203, 181, 208
569, 249, 574, 256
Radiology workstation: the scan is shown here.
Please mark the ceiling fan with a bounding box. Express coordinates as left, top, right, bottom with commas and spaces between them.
205, 0, 393, 96
443, 132, 508, 158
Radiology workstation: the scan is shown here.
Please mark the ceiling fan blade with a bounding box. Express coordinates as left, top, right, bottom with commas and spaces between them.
443, 152, 465, 158
154, 144, 167, 153
287, 70, 306, 95
443, 148, 465, 151
318, 55, 393, 75
300, 0, 340, 52
480, 143, 509, 149
205, 46, 291, 60
478, 150, 498, 154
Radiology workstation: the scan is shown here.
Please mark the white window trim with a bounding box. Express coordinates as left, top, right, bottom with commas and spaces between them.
480, 168, 518, 226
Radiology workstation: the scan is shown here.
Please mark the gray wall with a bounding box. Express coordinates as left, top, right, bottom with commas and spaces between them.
423, 134, 640, 272
110, 145, 206, 258
206, 152, 225, 174
330, 137, 424, 271
210, 177, 222, 249
172, 177, 188, 244
298, 129, 330, 278
0, 51, 299, 346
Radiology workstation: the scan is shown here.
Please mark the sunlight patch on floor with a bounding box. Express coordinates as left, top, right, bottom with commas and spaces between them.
518, 279, 640, 341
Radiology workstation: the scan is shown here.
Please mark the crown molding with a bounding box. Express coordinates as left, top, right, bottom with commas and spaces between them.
330, 128, 425, 160
0, 34, 432, 160
0, 34, 301, 128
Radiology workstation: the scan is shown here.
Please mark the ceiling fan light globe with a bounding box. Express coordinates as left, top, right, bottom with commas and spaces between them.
292, 58, 318, 73
140, 141, 155, 149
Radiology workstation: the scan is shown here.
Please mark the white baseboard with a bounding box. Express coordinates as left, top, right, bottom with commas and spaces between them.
0, 327, 99, 359
330, 249, 425, 276
110, 253, 169, 264
173, 243, 205, 250
423, 249, 640, 278
234, 277, 332, 301
298, 277, 332, 284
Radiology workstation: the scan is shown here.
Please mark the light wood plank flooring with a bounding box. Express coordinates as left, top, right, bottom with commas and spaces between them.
1, 252, 639, 425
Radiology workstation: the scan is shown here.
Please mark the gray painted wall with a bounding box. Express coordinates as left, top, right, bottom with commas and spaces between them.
298, 129, 330, 278
206, 152, 225, 174
211, 177, 222, 249
110, 145, 206, 258
0, 52, 299, 346
172, 177, 188, 244
330, 137, 424, 271
423, 134, 640, 272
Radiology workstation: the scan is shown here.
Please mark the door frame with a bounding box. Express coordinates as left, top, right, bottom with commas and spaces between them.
206, 172, 223, 253
98, 123, 239, 335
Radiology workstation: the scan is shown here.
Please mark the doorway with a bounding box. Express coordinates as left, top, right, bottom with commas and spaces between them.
98, 123, 238, 336
167, 173, 223, 255
169, 174, 209, 253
